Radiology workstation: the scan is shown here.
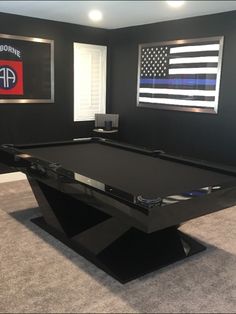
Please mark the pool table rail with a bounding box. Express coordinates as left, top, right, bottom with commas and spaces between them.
1, 138, 236, 234
2, 138, 236, 282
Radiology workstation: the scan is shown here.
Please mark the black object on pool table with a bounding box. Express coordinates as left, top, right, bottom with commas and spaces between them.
104, 120, 112, 131
1, 137, 236, 283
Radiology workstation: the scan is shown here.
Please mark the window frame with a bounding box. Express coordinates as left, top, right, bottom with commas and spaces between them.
73, 42, 107, 122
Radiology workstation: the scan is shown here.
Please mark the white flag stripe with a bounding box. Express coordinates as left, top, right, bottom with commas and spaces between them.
139, 97, 215, 108
169, 68, 218, 75
169, 56, 219, 65
139, 88, 216, 97
170, 44, 220, 54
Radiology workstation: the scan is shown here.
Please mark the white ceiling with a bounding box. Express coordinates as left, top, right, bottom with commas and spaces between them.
1, 1, 236, 29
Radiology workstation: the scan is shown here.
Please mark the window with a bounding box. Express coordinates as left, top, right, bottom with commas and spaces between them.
74, 43, 107, 121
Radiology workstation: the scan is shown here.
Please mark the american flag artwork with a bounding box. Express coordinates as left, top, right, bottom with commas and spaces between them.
137, 37, 224, 113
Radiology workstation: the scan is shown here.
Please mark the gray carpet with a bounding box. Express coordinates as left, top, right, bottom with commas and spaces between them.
0, 180, 236, 313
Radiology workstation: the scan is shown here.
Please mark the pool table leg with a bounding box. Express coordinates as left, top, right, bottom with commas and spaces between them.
29, 179, 206, 283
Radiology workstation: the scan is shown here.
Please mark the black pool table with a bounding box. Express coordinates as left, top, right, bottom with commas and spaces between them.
1, 137, 236, 283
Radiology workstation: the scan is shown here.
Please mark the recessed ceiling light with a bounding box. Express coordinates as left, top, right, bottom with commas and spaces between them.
88, 10, 103, 22
167, 1, 185, 8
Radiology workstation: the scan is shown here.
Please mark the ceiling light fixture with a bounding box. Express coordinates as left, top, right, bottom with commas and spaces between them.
88, 10, 103, 22
167, 1, 185, 8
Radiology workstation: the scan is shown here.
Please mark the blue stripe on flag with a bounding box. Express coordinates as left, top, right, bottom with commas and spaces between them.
140, 78, 216, 86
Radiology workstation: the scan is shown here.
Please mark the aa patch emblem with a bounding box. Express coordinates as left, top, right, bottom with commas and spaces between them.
0, 60, 23, 95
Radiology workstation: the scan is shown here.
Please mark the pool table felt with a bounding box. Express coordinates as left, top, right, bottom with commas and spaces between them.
23, 142, 235, 199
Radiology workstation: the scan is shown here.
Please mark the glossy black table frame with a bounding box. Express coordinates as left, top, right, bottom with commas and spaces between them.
1, 137, 236, 283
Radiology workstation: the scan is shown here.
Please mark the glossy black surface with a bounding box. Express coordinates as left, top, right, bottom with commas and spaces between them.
32, 216, 205, 283
1, 138, 236, 230
29, 178, 206, 283
1, 138, 236, 282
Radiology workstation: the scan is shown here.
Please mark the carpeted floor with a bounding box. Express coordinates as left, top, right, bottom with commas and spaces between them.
0, 179, 236, 313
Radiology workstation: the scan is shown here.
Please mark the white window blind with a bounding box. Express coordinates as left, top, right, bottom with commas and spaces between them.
74, 43, 107, 121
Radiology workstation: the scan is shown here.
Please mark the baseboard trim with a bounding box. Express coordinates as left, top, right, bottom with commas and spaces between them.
0, 172, 27, 183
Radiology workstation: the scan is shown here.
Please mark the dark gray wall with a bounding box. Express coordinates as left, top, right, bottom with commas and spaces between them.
1, 10, 236, 168
109, 11, 236, 166
0, 12, 109, 145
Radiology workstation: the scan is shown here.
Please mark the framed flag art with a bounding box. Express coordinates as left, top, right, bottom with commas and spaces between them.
0, 33, 54, 103
137, 36, 224, 114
